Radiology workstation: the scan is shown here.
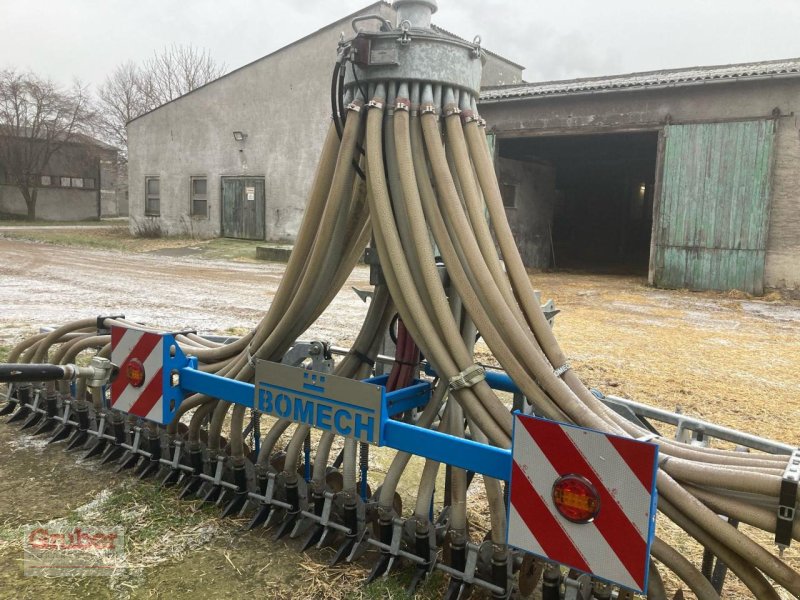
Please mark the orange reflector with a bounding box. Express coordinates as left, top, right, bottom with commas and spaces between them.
126, 358, 146, 388
552, 474, 600, 524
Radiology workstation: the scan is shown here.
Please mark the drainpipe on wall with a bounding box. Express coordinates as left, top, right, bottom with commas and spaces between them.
96, 157, 102, 220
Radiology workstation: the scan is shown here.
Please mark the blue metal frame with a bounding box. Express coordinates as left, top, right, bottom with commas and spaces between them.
177, 359, 512, 481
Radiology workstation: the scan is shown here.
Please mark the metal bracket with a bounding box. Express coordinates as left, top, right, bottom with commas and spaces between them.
434, 540, 507, 597
563, 570, 592, 600
776, 448, 800, 549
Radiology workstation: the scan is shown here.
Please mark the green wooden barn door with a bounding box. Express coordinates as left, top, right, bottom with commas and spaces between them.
221, 177, 266, 240
651, 120, 775, 294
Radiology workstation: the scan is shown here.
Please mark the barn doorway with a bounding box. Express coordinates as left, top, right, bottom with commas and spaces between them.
498, 131, 659, 274
221, 176, 266, 240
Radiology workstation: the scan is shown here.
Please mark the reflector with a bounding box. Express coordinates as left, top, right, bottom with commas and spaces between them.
552, 474, 600, 524
126, 358, 145, 388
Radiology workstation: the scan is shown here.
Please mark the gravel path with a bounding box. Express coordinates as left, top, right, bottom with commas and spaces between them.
0, 238, 372, 348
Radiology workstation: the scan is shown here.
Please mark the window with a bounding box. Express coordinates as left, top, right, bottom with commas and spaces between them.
60, 177, 71, 187
500, 182, 517, 208
71, 177, 83, 188
83, 178, 96, 189
190, 177, 208, 217
145, 177, 160, 216
40, 175, 51, 186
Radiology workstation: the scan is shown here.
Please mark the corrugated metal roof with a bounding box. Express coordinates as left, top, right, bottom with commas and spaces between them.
480, 58, 800, 102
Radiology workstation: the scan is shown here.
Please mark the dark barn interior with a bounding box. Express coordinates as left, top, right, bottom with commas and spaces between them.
498, 131, 659, 274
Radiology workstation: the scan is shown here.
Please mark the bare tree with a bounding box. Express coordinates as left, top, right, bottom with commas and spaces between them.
95, 45, 225, 158
139, 45, 225, 107
0, 69, 94, 219
95, 61, 147, 155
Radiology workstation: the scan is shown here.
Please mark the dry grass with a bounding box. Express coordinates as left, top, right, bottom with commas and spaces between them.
2, 270, 799, 599
527, 273, 800, 599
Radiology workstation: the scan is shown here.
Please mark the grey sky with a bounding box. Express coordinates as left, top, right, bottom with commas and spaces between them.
2, 0, 800, 89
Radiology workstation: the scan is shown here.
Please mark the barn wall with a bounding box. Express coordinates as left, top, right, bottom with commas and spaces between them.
497, 157, 555, 269
480, 78, 800, 291
128, 4, 522, 242
0, 185, 99, 220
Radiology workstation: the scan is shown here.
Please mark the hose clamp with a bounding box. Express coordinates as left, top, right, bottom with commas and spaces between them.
367, 100, 384, 110
346, 102, 362, 113
553, 362, 571, 378
420, 104, 437, 115
776, 448, 800, 549
449, 364, 486, 391
395, 99, 410, 112
477, 118, 487, 128
443, 106, 462, 117
246, 347, 257, 369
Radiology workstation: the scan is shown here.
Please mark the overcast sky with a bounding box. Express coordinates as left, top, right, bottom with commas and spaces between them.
2, 0, 800, 90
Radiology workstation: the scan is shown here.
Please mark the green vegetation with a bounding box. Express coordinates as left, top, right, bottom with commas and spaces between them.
0, 226, 266, 262
0, 218, 112, 227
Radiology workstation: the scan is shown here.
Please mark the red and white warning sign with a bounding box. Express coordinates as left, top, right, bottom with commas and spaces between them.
507, 414, 659, 593
110, 326, 167, 423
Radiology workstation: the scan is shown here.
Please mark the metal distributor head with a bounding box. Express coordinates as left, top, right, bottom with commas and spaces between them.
342, 0, 484, 108
393, 0, 438, 30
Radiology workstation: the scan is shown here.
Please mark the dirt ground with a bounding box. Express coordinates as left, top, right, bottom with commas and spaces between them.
0, 237, 799, 599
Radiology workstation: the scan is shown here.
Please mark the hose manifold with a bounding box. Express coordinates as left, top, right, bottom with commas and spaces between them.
449, 364, 485, 391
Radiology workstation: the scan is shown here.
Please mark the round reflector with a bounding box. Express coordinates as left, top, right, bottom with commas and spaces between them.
126, 358, 146, 388
552, 474, 600, 523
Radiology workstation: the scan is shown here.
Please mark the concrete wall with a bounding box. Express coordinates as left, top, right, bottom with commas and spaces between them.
0, 185, 99, 220
765, 114, 800, 290
480, 78, 800, 291
498, 157, 555, 268
128, 3, 524, 241
99, 159, 120, 217
482, 53, 523, 87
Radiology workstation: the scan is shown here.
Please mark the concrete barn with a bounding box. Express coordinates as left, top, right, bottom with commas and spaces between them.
127, 1, 522, 242
0, 133, 119, 220
481, 58, 800, 295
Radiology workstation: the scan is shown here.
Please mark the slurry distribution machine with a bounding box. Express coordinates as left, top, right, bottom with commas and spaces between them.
1, 2, 799, 598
